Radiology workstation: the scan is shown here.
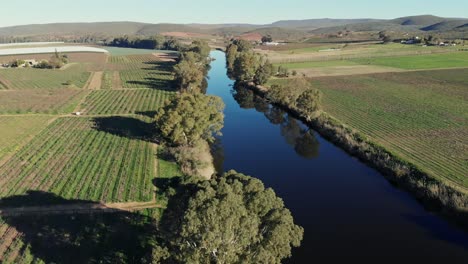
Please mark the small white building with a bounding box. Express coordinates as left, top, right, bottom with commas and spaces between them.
264, 42, 280, 46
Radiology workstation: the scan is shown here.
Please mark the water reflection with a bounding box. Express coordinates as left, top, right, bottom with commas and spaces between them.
231, 83, 319, 160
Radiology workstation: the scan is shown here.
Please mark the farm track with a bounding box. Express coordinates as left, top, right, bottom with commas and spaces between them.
85, 71, 103, 89
0, 201, 164, 217
112, 71, 122, 88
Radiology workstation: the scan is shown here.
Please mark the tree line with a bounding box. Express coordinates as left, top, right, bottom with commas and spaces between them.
105, 35, 183, 51
226, 39, 322, 120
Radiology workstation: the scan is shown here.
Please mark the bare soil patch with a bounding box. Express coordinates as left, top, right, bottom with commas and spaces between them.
86, 72, 103, 90
112, 71, 122, 88
300, 65, 405, 77
152, 52, 177, 62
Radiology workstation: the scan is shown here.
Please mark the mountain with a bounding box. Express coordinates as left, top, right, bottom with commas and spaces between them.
0, 22, 149, 36
421, 19, 468, 31
0, 15, 466, 39
270, 18, 382, 30
390, 15, 446, 26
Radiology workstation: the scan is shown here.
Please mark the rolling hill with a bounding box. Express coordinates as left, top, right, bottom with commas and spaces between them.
0, 15, 466, 40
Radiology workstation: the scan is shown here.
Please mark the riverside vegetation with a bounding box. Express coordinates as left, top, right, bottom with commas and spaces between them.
226, 40, 468, 224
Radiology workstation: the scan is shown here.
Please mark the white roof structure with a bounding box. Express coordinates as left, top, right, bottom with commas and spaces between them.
0, 46, 109, 56
0, 42, 65, 48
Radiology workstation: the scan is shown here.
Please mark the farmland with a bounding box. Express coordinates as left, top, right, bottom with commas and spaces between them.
0, 47, 179, 203
309, 68, 468, 188
0, 65, 91, 89
0, 117, 158, 202
0, 89, 86, 114
78, 89, 173, 115
0, 116, 53, 162
0, 45, 184, 262
352, 52, 468, 69
107, 54, 175, 89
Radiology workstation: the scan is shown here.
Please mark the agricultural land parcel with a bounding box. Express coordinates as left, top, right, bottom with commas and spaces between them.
0, 47, 181, 262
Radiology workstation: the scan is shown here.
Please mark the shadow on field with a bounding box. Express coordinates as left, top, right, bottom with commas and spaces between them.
92, 116, 155, 143
136, 110, 158, 118
126, 60, 177, 90
126, 78, 175, 91
0, 191, 157, 263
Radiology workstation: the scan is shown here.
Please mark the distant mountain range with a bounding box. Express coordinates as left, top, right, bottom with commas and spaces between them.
0, 15, 466, 39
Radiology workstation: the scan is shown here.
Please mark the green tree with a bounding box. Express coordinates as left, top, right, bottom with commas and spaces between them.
159, 171, 304, 264
296, 88, 321, 120
190, 40, 211, 61
174, 52, 205, 91
268, 78, 310, 107
261, 35, 273, 43
232, 51, 260, 82
232, 39, 252, 52
226, 43, 239, 71
154, 93, 225, 146
254, 61, 273, 85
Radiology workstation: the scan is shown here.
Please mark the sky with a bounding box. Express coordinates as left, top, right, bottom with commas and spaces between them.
1, 0, 467, 27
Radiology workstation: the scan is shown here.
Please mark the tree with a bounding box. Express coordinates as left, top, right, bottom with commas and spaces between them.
268, 78, 310, 107
254, 61, 273, 85
261, 35, 273, 43
154, 93, 225, 146
232, 51, 260, 82
232, 39, 252, 52
159, 171, 304, 264
174, 52, 205, 91
378, 31, 392, 44
226, 43, 239, 72
190, 40, 211, 61
296, 88, 322, 120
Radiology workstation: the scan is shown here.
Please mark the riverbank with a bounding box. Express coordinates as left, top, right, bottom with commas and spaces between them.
244, 81, 468, 227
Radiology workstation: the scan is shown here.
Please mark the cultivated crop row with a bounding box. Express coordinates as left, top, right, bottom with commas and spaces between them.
316, 70, 468, 188
0, 89, 85, 114
79, 89, 173, 115
0, 116, 52, 161
0, 117, 157, 202
0, 65, 90, 89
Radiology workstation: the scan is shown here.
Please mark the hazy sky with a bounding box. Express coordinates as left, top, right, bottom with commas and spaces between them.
1, 0, 466, 27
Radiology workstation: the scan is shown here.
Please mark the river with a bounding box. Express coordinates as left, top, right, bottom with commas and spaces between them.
205, 50, 468, 263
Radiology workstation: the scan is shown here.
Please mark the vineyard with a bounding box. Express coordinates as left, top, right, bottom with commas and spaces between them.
0, 116, 53, 161
0, 49, 183, 262
0, 89, 85, 114
0, 65, 90, 89
0, 117, 158, 203
108, 54, 175, 89
0, 210, 158, 263
78, 89, 173, 115
311, 68, 468, 188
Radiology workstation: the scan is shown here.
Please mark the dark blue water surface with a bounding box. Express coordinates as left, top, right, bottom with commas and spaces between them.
206, 51, 468, 263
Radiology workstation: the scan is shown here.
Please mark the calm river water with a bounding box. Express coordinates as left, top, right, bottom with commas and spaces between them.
206, 50, 468, 263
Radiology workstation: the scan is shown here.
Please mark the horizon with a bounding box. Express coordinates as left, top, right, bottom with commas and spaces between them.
1, 0, 468, 28
1, 14, 466, 29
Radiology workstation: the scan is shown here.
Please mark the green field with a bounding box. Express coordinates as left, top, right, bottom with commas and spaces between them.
310, 68, 468, 188
102, 46, 176, 56
0, 89, 85, 114
0, 117, 157, 202
352, 52, 468, 69
79, 89, 173, 115
108, 54, 175, 89
0, 64, 90, 89
0, 116, 53, 161
276, 60, 359, 69
0, 47, 184, 263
